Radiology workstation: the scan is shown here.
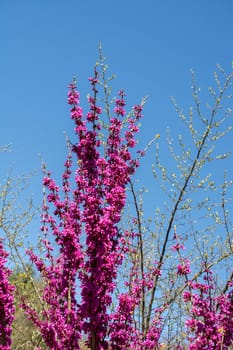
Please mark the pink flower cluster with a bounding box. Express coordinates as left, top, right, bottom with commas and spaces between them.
109, 252, 163, 349
184, 273, 233, 349
171, 231, 233, 349
0, 239, 15, 350
24, 68, 144, 349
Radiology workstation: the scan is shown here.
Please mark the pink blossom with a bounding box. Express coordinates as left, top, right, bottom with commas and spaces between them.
24, 67, 144, 350
177, 258, 191, 275
184, 270, 233, 349
171, 243, 185, 251
0, 239, 15, 349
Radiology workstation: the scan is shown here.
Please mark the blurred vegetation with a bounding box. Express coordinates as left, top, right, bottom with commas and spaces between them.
9, 266, 47, 349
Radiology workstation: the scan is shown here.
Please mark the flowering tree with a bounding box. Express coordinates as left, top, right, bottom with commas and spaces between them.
0, 56, 233, 349
20, 64, 149, 350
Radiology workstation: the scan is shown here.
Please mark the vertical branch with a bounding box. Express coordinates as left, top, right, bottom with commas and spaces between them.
221, 171, 233, 253
129, 179, 145, 334
98, 43, 113, 123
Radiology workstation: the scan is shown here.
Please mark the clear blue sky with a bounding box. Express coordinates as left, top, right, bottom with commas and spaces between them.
0, 1, 232, 234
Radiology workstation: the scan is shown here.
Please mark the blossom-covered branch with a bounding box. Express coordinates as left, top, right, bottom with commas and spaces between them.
24, 66, 144, 350
0, 239, 15, 350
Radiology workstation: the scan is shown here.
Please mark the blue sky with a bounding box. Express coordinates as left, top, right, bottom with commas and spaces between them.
0, 1, 233, 238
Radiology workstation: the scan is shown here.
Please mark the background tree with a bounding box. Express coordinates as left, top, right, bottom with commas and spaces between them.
0, 147, 42, 349
9, 266, 47, 350
123, 63, 233, 348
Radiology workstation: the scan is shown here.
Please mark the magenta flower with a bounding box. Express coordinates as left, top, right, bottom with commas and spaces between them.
23, 67, 144, 350
114, 90, 127, 116
171, 243, 185, 251
177, 258, 191, 275
184, 271, 233, 349
0, 238, 15, 350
